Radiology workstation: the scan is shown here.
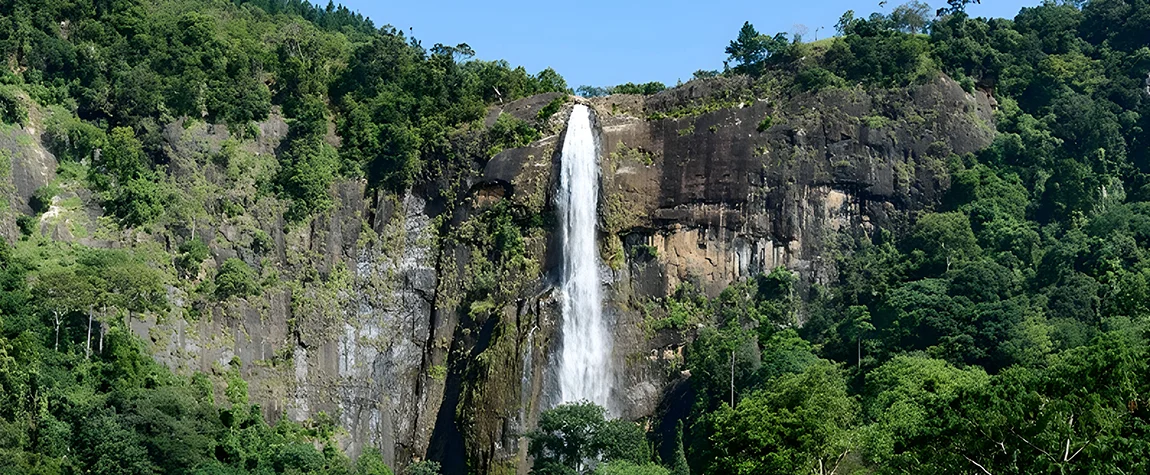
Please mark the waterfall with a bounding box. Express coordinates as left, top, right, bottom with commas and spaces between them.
556, 104, 612, 410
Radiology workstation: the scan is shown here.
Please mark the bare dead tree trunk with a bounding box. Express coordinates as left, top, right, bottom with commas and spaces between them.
53, 311, 61, 352
729, 350, 735, 408
99, 304, 106, 354
86, 308, 93, 359
828, 449, 850, 475
963, 455, 994, 475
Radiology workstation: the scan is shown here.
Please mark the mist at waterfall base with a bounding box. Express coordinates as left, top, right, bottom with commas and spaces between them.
556, 104, 613, 411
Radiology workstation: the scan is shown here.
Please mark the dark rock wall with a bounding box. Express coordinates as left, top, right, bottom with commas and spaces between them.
580, 75, 996, 436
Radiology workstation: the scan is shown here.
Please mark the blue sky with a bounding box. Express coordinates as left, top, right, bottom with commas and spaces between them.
338, 0, 1044, 89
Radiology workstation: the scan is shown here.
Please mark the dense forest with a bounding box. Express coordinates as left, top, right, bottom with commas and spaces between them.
0, 0, 1149, 473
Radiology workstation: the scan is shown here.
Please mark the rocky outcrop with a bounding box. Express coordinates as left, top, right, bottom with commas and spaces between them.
0, 99, 59, 240
120, 182, 443, 467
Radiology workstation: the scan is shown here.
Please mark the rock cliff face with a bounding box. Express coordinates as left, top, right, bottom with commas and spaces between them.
2, 75, 995, 474
465, 74, 994, 471
0, 100, 59, 240
606, 74, 992, 294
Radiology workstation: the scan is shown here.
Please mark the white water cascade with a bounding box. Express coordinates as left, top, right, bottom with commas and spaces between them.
556, 104, 612, 410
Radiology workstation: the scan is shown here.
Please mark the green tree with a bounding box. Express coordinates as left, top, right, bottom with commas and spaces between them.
835, 10, 858, 36
101, 258, 168, 323
273, 442, 326, 473
890, 1, 934, 34
909, 212, 980, 273
75, 410, 157, 475
112, 175, 168, 227
757, 329, 819, 381
595, 419, 651, 467
86, 127, 168, 227
31, 269, 96, 352
121, 386, 219, 473
937, 0, 981, 16
536, 68, 569, 93
282, 136, 341, 222
686, 323, 759, 411
355, 448, 394, 475
667, 421, 689, 475
843, 306, 875, 369
529, 402, 606, 474
91, 127, 147, 192
528, 402, 651, 474
826, 17, 936, 86
725, 22, 789, 74
858, 356, 988, 471
705, 362, 857, 475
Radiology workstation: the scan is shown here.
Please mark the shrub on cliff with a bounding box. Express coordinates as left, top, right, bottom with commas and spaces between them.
110, 175, 168, 227
487, 113, 541, 157
538, 96, 568, 123
43, 112, 107, 163
794, 67, 845, 91
29, 184, 58, 214
0, 86, 28, 126
215, 258, 260, 300
281, 135, 342, 222
406, 460, 442, 475
610, 82, 667, 95
176, 238, 210, 278
354, 448, 395, 475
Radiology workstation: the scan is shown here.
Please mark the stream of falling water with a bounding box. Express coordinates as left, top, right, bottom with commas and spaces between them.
556, 104, 612, 410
